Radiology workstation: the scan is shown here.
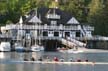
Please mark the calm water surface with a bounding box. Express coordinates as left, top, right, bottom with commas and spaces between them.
0, 51, 108, 71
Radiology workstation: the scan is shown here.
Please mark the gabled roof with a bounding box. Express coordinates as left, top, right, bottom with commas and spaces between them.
67, 17, 79, 24
28, 15, 42, 23
26, 7, 80, 25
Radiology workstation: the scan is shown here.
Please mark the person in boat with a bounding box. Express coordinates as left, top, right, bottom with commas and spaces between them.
38, 57, 43, 61
31, 57, 36, 61
53, 57, 59, 62
46, 56, 50, 61
85, 59, 88, 62
77, 59, 81, 62
69, 57, 74, 62
24, 58, 28, 61
60, 57, 64, 62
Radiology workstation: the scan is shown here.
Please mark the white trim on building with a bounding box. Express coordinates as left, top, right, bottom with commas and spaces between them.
29, 15, 42, 23
67, 17, 79, 24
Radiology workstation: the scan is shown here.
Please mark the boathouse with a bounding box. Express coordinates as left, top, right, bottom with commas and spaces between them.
0, 7, 94, 51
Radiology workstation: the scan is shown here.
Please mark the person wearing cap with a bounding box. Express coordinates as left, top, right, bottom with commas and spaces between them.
60, 57, 64, 62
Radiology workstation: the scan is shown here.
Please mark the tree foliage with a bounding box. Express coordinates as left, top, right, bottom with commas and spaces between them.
0, 0, 108, 36
88, 0, 104, 35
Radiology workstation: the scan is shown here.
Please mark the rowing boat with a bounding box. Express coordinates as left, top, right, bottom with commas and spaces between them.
10, 61, 94, 64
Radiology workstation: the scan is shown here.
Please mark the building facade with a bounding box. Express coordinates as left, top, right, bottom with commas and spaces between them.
1, 7, 94, 40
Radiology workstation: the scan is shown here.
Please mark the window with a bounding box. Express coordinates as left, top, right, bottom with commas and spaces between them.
43, 31, 48, 36
76, 31, 80, 37
65, 32, 70, 37
51, 21, 57, 25
54, 32, 59, 36
26, 29, 30, 34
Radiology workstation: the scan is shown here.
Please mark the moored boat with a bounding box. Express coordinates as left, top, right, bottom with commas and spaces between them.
14, 43, 25, 52
31, 45, 44, 52
0, 42, 11, 52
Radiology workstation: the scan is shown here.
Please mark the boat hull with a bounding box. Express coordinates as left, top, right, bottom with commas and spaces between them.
0, 42, 11, 52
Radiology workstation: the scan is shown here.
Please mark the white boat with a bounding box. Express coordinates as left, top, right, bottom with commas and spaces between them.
31, 45, 44, 52
14, 16, 25, 52
67, 49, 83, 53
39, 45, 44, 51
0, 42, 11, 52
0, 52, 4, 59
11, 61, 93, 64
14, 43, 25, 52
29, 14, 44, 52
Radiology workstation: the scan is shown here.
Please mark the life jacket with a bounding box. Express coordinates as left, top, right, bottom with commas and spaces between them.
54, 57, 59, 61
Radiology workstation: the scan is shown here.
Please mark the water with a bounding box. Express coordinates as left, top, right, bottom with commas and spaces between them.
0, 51, 108, 71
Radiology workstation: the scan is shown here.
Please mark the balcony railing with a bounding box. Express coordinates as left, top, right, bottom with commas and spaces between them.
83, 26, 94, 31
5, 24, 80, 31
46, 14, 60, 19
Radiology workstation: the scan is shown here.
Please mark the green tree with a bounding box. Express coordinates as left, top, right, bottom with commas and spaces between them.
64, 0, 82, 21
88, 0, 103, 17
0, 2, 7, 14
0, 0, 108, 36
88, 0, 104, 35
101, 0, 108, 36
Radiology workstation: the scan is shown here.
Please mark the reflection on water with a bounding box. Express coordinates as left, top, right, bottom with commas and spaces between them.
0, 52, 108, 71
0, 64, 94, 71
1, 63, 108, 71
0, 52, 4, 59
1, 52, 108, 62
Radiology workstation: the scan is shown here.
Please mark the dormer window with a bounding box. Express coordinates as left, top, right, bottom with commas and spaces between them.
46, 14, 60, 19
51, 21, 57, 25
